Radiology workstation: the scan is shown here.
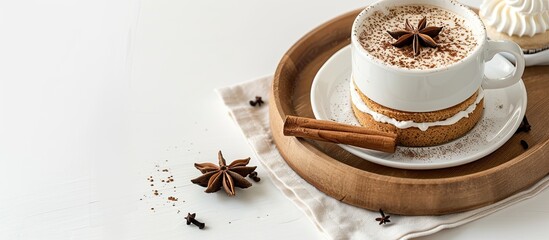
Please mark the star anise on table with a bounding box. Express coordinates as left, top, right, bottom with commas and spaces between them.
190, 151, 257, 196
375, 209, 391, 225
387, 17, 443, 56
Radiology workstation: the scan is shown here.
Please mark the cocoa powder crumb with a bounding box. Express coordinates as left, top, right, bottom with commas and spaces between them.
168, 196, 178, 201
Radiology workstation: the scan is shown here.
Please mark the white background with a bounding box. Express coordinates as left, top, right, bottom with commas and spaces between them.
0, 0, 548, 239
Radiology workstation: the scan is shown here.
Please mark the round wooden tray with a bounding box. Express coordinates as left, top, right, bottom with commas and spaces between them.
269, 8, 549, 215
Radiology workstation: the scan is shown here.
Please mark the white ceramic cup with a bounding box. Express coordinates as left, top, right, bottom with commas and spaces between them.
351, 0, 525, 112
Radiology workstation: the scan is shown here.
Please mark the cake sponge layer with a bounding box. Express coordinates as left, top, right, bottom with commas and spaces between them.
352, 98, 484, 147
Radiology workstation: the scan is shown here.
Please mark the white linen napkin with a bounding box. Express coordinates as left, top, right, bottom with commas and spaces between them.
216, 75, 549, 240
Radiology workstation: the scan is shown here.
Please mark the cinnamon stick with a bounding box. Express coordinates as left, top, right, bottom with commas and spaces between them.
283, 115, 397, 153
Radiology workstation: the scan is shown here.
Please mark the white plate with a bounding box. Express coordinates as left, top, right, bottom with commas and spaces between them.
501, 49, 549, 66
310, 46, 527, 170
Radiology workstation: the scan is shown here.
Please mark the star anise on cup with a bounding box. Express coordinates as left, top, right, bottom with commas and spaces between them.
387, 17, 443, 56
190, 151, 257, 196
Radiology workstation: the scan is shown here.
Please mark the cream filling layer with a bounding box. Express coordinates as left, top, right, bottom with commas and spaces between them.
350, 81, 484, 131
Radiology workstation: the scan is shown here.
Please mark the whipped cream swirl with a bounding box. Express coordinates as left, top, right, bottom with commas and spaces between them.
481, 0, 549, 36
506, 0, 549, 14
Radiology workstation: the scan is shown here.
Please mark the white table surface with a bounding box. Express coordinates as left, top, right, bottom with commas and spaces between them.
1, 0, 548, 239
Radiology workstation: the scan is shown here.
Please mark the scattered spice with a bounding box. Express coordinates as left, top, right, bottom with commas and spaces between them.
168, 196, 178, 201
191, 151, 257, 196
143, 161, 182, 213
185, 213, 205, 229
387, 17, 443, 56
375, 209, 391, 225
249, 171, 261, 182
520, 140, 529, 150
516, 116, 531, 133
249, 96, 265, 107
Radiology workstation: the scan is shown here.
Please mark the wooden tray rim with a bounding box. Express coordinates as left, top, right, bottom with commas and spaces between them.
270, 8, 549, 215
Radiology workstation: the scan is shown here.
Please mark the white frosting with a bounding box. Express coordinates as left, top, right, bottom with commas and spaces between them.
350, 81, 484, 131
505, 0, 549, 13
481, 0, 549, 37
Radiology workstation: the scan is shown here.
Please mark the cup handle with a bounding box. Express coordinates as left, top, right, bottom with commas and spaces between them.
481, 40, 525, 89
